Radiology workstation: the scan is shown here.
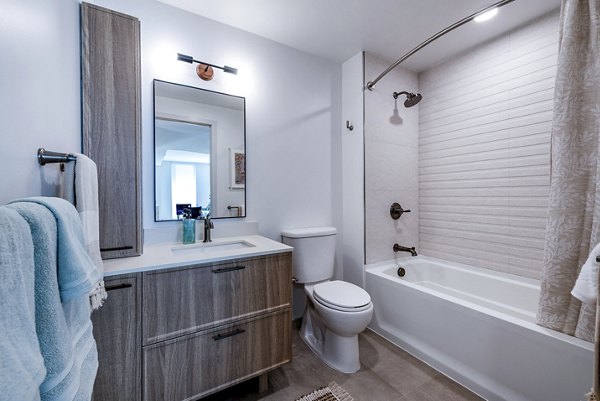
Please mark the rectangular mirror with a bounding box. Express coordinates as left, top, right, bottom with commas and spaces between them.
154, 80, 246, 221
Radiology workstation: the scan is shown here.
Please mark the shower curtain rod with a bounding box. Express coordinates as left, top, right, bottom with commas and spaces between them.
366, 0, 516, 91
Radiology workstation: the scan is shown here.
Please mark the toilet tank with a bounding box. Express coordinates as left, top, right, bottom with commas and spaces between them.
281, 226, 337, 284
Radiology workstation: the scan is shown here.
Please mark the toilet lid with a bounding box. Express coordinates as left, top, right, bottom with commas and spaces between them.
313, 281, 371, 309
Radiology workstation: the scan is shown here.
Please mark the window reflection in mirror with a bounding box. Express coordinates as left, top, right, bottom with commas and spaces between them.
154, 80, 245, 221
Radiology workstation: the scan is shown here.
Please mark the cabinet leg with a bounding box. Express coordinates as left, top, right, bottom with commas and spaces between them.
258, 373, 269, 393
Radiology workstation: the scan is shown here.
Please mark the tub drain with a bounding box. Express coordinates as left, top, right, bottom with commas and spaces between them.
397, 266, 406, 277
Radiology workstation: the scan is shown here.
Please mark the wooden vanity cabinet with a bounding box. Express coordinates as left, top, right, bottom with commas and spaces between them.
143, 310, 291, 401
142, 254, 292, 344
142, 252, 292, 401
91, 252, 292, 401
91, 274, 142, 401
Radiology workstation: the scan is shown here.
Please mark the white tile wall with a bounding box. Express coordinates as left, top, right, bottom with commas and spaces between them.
418, 10, 560, 279
365, 53, 419, 265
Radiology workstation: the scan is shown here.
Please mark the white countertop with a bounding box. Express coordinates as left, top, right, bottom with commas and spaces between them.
102, 235, 293, 277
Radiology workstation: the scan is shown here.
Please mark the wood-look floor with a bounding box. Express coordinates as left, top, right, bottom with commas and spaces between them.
202, 328, 484, 401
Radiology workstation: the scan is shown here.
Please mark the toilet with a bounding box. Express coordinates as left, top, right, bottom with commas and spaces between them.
281, 226, 373, 373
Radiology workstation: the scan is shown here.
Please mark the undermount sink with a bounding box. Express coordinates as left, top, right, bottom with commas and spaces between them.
171, 240, 255, 254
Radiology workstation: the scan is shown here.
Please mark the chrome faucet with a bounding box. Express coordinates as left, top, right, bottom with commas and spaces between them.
203, 214, 214, 243
393, 243, 417, 257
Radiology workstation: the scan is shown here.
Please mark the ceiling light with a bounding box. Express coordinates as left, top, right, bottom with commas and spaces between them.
474, 7, 498, 22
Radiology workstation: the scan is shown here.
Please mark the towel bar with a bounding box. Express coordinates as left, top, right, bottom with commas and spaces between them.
37, 148, 77, 165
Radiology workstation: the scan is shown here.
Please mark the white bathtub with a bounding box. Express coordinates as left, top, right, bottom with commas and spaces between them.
365, 256, 594, 401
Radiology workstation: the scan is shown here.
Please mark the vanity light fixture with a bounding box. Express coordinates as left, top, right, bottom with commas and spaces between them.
176, 53, 238, 81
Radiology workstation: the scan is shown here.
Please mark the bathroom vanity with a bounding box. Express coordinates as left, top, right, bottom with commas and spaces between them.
91, 236, 292, 401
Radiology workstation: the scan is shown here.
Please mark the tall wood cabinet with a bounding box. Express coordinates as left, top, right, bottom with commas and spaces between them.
91, 252, 293, 401
81, 3, 142, 259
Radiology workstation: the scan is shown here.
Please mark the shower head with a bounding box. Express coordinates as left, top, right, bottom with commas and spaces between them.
393, 91, 422, 107
404, 93, 422, 107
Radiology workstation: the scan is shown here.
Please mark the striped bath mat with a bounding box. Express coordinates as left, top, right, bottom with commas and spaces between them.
294, 382, 354, 401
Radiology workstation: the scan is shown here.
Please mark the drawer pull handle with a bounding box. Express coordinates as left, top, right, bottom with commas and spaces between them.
213, 328, 245, 341
101, 246, 134, 252
105, 283, 133, 291
212, 265, 246, 274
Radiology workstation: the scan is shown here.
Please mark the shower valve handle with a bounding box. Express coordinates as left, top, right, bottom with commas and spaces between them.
390, 202, 410, 220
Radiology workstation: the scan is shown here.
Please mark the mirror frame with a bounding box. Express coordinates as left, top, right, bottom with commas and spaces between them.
153, 79, 246, 221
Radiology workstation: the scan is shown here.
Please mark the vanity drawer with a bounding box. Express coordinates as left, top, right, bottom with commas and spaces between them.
142, 309, 292, 401
142, 253, 292, 344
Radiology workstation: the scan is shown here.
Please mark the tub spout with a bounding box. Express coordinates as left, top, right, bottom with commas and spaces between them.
393, 244, 417, 257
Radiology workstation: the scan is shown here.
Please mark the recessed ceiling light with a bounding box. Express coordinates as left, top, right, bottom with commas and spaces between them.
474, 7, 498, 22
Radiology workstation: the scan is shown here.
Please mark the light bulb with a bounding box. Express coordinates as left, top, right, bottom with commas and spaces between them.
474, 8, 498, 22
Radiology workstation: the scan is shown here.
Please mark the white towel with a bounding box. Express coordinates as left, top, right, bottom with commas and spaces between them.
60, 153, 106, 310
572, 242, 600, 305
61, 162, 75, 205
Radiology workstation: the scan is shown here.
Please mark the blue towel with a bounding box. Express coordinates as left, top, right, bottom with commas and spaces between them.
0, 206, 46, 401
9, 201, 98, 401
11, 197, 102, 303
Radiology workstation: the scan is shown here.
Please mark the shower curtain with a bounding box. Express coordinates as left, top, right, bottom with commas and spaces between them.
536, 0, 600, 342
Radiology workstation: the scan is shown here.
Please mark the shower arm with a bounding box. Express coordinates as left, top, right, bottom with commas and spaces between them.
393, 91, 410, 99
366, 0, 516, 91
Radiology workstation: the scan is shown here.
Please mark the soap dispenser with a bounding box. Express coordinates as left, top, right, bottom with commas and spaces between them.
182, 208, 196, 244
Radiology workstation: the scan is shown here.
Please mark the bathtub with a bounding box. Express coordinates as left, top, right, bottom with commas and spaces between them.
365, 256, 594, 401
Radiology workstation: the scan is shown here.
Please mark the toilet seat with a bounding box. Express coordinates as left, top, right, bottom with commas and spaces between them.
313, 281, 372, 312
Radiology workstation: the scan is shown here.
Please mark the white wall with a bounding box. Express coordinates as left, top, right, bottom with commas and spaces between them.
418, 11, 559, 279
0, 0, 342, 247
341, 52, 365, 287
0, 0, 81, 204
364, 53, 420, 265
155, 160, 172, 219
